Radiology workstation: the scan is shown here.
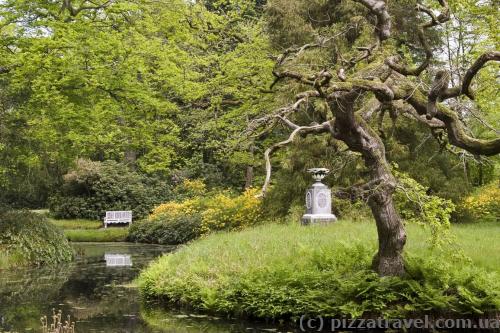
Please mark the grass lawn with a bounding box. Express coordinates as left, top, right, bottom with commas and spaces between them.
64, 228, 129, 242
329, 221, 500, 273
138, 220, 500, 321
407, 222, 500, 272
48, 218, 102, 230
47, 217, 129, 242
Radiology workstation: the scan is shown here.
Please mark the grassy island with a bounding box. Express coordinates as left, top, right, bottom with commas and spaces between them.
137, 221, 500, 321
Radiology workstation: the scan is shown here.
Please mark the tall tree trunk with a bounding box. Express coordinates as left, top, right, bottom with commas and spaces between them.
244, 143, 255, 189
245, 165, 254, 189
124, 149, 137, 167
331, 98, 407, 276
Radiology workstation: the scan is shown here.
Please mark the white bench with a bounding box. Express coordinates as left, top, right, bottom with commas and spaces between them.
103, 211, 132, 228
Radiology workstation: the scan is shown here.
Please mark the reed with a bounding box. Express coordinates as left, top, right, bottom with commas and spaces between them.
40, 309, 76, 333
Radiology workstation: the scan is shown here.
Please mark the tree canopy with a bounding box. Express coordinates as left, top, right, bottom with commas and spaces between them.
0, 0, 498, 275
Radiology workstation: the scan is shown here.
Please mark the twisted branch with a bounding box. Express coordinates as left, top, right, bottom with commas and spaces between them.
397, 84, 500, 156
441, 51, 500, 100
426, 51, 500, 122
352, 0, 391, 41
387, 0, 450, 76
247, 95, 311, 135
391, 100, 445, 128
261, 121, 332, 196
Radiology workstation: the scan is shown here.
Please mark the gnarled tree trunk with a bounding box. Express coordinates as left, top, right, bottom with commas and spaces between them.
253, 0, 499, 277
330, 96, 406, 276
368, 190, 406, 276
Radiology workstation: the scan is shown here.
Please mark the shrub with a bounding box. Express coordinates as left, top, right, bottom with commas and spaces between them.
200, 188, 262, 234
330, 197, 372, 221
129, 185, 263, 245
137, 223, 500, 321
456, 182, 500, 223
49, 159, 170, 220
128, 214, 202, 245
171, 179, 207, 200
0, 210, 73, 268
393, 168, 455, 246
149, 198, 201, 221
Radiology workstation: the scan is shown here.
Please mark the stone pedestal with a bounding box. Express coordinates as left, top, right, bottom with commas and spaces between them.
301, 169, 337, 225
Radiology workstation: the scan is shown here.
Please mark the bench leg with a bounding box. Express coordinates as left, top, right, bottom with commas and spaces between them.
104, 222, 107, 229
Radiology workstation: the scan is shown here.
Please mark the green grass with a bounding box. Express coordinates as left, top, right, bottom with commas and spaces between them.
407, 222, 500, 272
48, 218, 102, 230
47, 216, 130, 242
138, 221, 500, 320
322, 221, 500, 273
64, 228, 129, 242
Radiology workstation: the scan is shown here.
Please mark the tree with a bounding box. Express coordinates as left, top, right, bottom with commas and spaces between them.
252, 0, 499, 276
0, 0, 273, 205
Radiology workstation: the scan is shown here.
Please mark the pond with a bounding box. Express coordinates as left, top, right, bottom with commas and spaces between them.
0, 243, 303, 333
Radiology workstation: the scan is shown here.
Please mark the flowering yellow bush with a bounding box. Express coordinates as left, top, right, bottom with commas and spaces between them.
172, 179, 207, 199
148, 187, 263, 235
457, 182, 500, 222
149, 199, 201, 221
180, 179, 206, 194
149, 179, 207, 221
200, 188, 263, 234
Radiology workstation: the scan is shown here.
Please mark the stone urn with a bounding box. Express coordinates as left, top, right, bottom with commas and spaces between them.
301, 168, 337, 225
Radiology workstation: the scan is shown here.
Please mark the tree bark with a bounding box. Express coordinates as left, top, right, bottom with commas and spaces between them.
245, 165, 254, 189
369, 190, 406, 276
244, 143, 255, 189
330, 96, 406, 276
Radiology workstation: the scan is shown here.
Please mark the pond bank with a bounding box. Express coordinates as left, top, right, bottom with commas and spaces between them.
137, 222, 500, 325
64, 228, 129, 242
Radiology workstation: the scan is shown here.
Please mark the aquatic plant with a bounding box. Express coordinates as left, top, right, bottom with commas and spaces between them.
40, 309, 75, 333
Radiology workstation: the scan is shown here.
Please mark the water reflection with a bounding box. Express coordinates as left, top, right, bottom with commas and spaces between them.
0, 243, 307, 333
0, 243, 166, 333
104, 254, 132, 267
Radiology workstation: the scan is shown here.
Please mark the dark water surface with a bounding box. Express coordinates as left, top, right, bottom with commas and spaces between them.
0, 243, 297, 333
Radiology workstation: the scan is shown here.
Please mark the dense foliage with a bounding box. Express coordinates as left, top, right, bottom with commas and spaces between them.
0, 0, 274, 208
0, 0, 496, 232
0, 210, 73, 268
49, 159, 170, 220
393, 168, 456, 245
242, 0, 499, 275
138, 223, 500, 320
0, 0, 497, 325
128, 214, 202, 246
128, 180, 262, 245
